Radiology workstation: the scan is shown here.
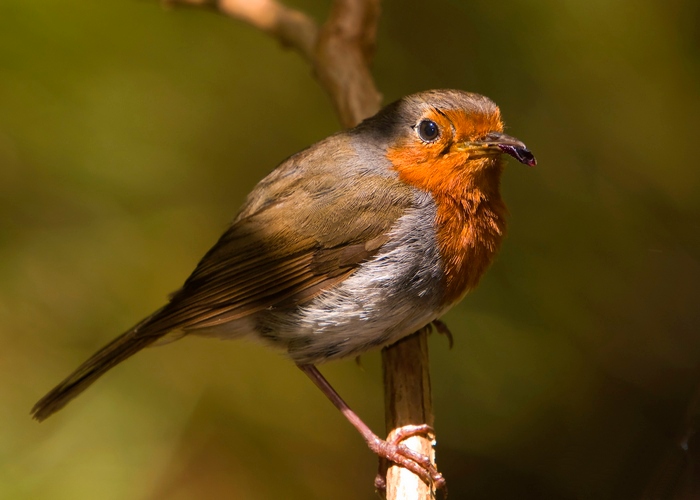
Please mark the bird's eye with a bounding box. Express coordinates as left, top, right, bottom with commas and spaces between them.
416, 120, 440, 142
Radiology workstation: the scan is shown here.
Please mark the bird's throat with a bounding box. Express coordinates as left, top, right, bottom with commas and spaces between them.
423, 161, 507, 305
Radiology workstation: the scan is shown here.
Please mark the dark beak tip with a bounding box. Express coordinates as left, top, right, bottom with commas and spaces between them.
523, 151, 537, 167
498, 143, 537, 167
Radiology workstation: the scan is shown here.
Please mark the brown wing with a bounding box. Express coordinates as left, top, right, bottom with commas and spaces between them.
145, 172, 416, 333
31, 143, 417, 421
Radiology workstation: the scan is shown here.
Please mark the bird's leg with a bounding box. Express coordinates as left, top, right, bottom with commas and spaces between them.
297, 364, 445, 490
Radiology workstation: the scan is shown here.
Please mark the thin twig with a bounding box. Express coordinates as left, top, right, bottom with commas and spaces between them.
641, 380, 700, 499
164, 0, 382, 127
164, 0, 319, 62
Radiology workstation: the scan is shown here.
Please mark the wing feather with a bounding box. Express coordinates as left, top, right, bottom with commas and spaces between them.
140, 161, 417, 337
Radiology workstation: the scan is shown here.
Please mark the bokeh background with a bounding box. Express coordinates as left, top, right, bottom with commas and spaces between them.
2, 1, 699, 499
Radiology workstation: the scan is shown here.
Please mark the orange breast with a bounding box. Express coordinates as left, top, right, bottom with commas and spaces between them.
431, 187, 507, 305
387, 148, 507, 306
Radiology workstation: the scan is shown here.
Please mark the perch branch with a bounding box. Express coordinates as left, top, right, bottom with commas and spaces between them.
161, 1, 436, 498
382, 331, 436, 499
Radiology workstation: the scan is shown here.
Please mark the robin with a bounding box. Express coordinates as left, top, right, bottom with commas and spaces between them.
31, 89, 535, 488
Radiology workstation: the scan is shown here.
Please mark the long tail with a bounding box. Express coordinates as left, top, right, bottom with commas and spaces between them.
31, 315, 166, 422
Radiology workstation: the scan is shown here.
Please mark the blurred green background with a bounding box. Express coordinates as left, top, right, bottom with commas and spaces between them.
2, 0, 699, 499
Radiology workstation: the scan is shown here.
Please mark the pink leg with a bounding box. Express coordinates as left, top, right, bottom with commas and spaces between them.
298, 364, 445, 490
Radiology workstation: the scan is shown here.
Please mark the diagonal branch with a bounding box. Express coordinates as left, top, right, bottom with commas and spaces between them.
164, 0, 319, 62
164, 0, 382, 127
315, 0, 382, 128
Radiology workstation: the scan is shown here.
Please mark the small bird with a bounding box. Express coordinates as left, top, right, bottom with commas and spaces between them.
32, 89, 535, 487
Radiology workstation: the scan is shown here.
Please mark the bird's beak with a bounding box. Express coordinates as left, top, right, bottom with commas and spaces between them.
454, 132, 537, 166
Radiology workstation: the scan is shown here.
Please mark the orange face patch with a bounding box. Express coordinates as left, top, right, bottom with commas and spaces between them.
386, 107, 504, 195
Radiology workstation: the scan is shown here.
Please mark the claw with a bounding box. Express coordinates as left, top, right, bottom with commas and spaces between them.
374, 472, 387, 495
432, 320, 454, 349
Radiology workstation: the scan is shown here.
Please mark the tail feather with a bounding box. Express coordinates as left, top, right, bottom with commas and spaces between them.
31, 322, 163, 422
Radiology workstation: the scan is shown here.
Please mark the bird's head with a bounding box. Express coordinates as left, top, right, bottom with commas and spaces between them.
357, 89, 535, 197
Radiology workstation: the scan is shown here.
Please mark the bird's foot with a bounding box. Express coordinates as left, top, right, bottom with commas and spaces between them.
297, 365, 446, 496
373, 424, 446, 495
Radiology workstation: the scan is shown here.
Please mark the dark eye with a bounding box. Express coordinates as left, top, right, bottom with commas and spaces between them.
417, 120, 440, 142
